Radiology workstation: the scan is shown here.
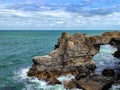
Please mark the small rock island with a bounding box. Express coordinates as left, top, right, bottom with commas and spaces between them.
28, 31, 120, 90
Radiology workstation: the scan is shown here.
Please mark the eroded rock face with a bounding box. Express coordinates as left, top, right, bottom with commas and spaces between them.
28, 31, 120, 89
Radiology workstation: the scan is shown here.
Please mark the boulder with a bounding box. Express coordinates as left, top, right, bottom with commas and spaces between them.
77, 75, 114, 90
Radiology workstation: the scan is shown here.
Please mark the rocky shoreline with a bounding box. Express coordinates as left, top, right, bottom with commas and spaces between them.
28, 31, 120, 90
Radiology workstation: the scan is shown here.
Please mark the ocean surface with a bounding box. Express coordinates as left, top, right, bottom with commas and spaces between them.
0, 30, 120, 90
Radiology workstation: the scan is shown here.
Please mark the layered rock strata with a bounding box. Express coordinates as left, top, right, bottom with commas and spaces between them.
28, 31, 120, 90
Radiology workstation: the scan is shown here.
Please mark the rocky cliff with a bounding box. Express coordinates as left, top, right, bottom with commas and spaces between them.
28, 31, 120, 90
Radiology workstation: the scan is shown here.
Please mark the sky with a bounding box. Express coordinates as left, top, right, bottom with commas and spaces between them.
0, 0, 120, 30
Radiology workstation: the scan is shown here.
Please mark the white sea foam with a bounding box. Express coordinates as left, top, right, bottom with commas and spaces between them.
109, 84, 120, 90
14, 67, 67, 90
100, 44, 117, 54
14, 67, 83, 90
17, 68, 29, 79
57, 74, 75, 82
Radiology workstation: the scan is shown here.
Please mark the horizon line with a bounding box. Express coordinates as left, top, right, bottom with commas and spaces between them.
0, 30, 118, 31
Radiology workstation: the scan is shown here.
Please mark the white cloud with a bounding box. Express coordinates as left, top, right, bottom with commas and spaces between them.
0, 8, 32, 18
0, 5, 120, 30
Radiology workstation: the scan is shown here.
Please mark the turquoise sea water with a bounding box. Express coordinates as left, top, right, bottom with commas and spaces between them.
0, 30, 120, 90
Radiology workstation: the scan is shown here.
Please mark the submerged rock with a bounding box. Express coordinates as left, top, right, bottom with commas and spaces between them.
28, 31, 120, 89
102, 69, 115, 77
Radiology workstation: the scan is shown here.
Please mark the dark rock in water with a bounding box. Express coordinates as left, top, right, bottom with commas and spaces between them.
113, 50, 120, 58
102, 82, 113, 90
102, 69, 115, 77
28, 31, 120, 88
116, 71, 120, 80
75, 73, 87, 80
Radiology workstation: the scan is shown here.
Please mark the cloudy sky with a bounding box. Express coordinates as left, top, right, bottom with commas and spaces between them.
0, 0, 120, 30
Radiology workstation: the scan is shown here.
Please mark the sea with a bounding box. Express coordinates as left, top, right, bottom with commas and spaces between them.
0, 30, 120, 90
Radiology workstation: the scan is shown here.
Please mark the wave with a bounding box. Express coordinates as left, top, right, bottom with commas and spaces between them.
14, 68, 67, 90
15, 68, 120, 90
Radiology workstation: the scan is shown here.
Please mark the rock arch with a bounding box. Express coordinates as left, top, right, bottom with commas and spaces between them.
28, 31, 120, 82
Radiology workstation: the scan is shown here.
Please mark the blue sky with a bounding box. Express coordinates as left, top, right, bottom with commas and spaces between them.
0, 0, 120, 30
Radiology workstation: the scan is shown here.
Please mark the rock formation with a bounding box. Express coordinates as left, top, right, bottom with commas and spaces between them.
28, 31, 120, 90
64, 74, 114, 90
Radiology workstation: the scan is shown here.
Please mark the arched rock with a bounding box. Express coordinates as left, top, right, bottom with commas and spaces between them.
28, 31, 120, 83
